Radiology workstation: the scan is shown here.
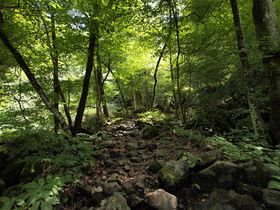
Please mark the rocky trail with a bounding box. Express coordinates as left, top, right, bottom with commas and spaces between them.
64, 119, 280, 210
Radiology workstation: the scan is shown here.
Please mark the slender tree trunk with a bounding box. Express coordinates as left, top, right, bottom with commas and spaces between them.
95, 36, 102, 121
230, 0, 265, 137
253, 0, 280, 145
50, 11, 60, 132
73, 29, 96, 135
0, 10, 71, 135
169, 8, 179, 118
168, 1, 186, 123
152, 43, 166, 108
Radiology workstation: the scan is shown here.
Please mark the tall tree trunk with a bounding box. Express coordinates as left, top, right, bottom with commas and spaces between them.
95, 36, 102, 121
168, 0, 186, 123
253, 0, 280, 145
0, 10, 71, 135
73, 29, 96, 135
169, 7, 179, 118
230, 0, 265, 137
50, 11, 60, 132
152, 43, 166, 108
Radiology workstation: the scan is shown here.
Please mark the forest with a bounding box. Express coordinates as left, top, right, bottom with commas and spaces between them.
0, 0, 280, 209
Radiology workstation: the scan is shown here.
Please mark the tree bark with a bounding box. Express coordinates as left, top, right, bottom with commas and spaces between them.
253, 0, 280, 145
152, 43, 166, 108
73, 29, 96, 135
50, 11, 60, 132
0, 10, 71, 135
230, 0, 265, 137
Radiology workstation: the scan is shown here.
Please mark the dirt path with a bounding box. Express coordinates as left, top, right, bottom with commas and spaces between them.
70, 119, 204, 209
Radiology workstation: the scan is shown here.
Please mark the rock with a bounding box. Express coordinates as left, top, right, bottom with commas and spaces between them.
100, 140, 116, 149
262, 188, 280, 209
90, 186, 104, 206
103, 182, 121, 195
142, 126, 159, 139
117, 158, 128, 166
96, 192, 130, 210
197, 150, 221, 167
128, 195, 144, 208
123, 130, 139, 137
1, 161, 25, 187
126, 142, 139, 151
145, 189, 177, 210
154, 150, 166, 159
0, 179, 5, 196
130, 157, 141, 163
134, 182, 145, 193
158, 160, 189, 192
77, 184, 92, 198
148, 160, 164, 173
123, 180, 134, 195
238, 182, 263, 199
239, 159, 280, 188
192, 161, 238, 192
194, 189, 263, 210
107, 173, 119, 183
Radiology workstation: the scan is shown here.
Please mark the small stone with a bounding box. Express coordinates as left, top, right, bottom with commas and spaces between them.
128, 195, 144, 208
77, 184, 92, 198
117, 159, 128, 166
124, 165, 131, 172
96, 192, 130, 210
103, 182, 121, 195
134, 182, 145, 193
126, 142, 139, 151
130, 157, 141, 163
123, 180, 134, 195
108, 173, 119, 183
142, 126, 159, 139
148, 160, 164, 174
100, 140, 116, 148
145, 189, 177, 210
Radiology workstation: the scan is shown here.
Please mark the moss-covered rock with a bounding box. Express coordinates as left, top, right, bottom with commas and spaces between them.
142, 127, 159, 139
158, 160, 189, 192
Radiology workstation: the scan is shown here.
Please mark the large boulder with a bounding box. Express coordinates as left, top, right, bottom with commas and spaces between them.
145, 189, 177, 210
196, 150, 221, 167
158, 160, 189, 192
192, 161, 238, 192
96, 192, 130, 210
142, 127, 159, 139
238, 159, 280, 187
193, 189, 263, 210
262, 189, 280, 209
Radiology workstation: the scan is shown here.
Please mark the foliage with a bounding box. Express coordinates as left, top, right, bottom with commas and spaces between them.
0, 130, 99, 209
137, 109, 168, 124
0, 174, 71, 210
181, 152, 202, 168
173, 127, 204, 140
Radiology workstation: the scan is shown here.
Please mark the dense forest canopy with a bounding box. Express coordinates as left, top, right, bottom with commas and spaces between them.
2, 0, 280, 209
0, 0, 280, 142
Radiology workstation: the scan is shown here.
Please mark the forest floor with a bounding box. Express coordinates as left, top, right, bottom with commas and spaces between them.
66, 118, 212, 209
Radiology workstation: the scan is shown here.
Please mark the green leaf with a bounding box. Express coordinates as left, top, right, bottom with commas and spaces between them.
41, 200, 53, 210
16, 198, 25, 207
30, 201, 41, 210
268, 180, 280, 190
23, 182, 39, 189
38, 178, 45, 186
271, 175, 280, 181
265, 163, 280, 172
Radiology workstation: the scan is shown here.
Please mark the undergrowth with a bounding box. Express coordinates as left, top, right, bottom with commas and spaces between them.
0, 130, 99, 209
